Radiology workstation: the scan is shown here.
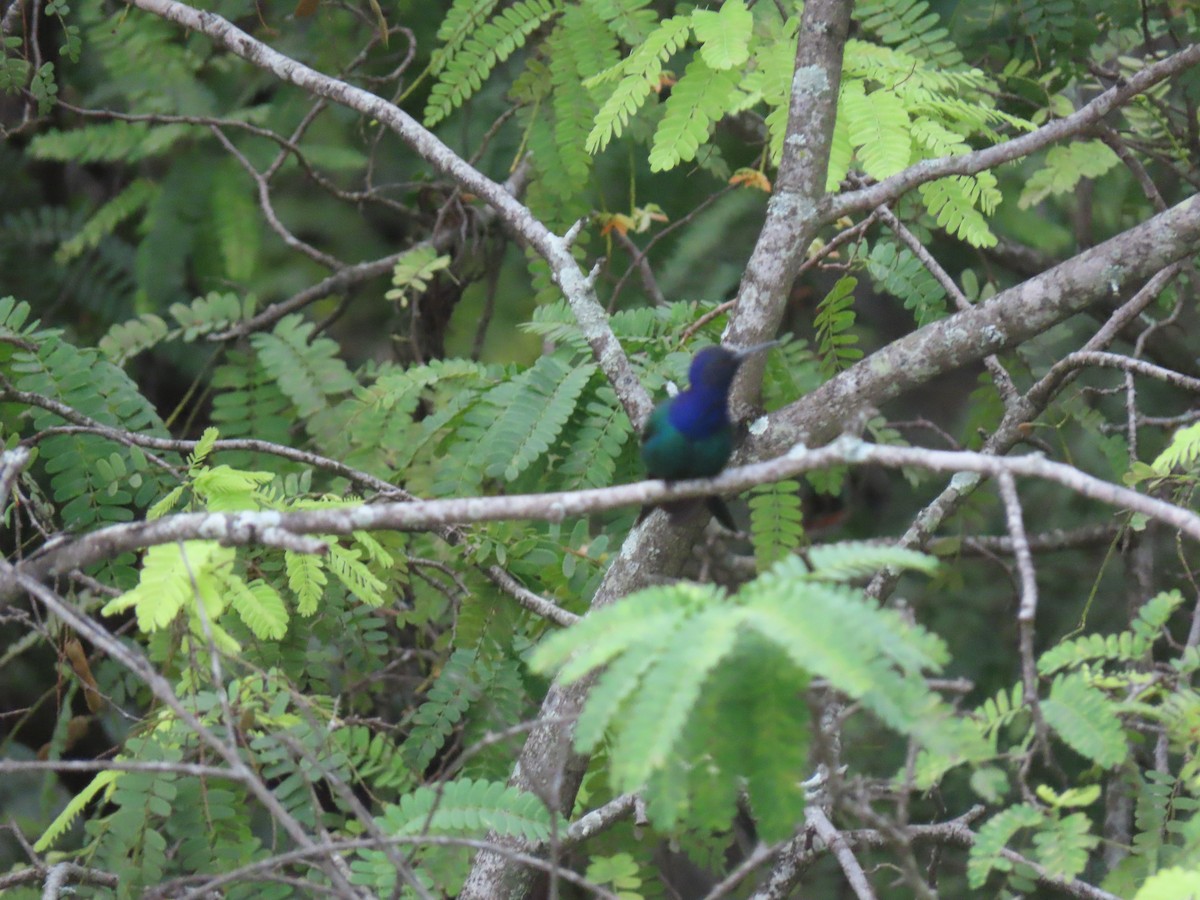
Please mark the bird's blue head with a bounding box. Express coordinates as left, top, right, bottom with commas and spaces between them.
688, 346, 741, 392
688, 341, 779, 392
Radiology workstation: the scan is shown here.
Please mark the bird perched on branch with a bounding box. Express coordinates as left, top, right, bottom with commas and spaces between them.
639, 341, 778, 529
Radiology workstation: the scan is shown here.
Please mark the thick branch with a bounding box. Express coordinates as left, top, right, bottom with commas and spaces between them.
745, 193, 1200, 462
724, 0, 852, 402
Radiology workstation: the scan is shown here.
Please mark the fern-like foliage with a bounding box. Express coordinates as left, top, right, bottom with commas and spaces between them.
402, 648, 485, 773
648, 57, 740, 172
748, 479, 805, 569
99, 292, 257, 364
584, 14, 691, 152
1019, 140, 1121, 209
854, 0, 964, 68
28, 122, 195, 164
530, 550, 986, 836
208, 161, 261, 283
351, 778, 553, 893
408, 0, 1034, 253
1038, 590, 1183, 675
433, 354, 596, 496
917, 172, 1001, 247
866, 239, 948, 326
1032, 810, 1100, 882
1152, 421, 1200, 475
814, 276, 863, 377
558, 384, 634, 489
55, 178, 159, 264
210, 348, 296, 462
968, 803, 1044, 888
424, 0, 562, 126
385, 245, 453, 308
1133, 868, 1200, 900
840, 80, 913, 179
35, 769, 120, 852
1, 299, 175, 534
251, 315, 357, 418
970, 800, 1100, 892
103, 540, 230, 630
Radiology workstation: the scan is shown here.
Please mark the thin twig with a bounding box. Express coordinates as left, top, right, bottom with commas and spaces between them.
998, 473, 1050, 764
806, 806, 878, 900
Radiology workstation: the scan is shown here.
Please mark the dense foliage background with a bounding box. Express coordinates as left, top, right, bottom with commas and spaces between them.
3, 0, 1200, 897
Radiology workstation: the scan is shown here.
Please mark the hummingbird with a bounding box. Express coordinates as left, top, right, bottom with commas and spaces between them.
639, 341, 778, 529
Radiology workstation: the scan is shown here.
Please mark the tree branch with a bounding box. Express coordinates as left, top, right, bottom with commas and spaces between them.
122, 0, 652, 425
746, 195, 1200, 465
9, 437, 1200, 604
827, 43, 1200, 221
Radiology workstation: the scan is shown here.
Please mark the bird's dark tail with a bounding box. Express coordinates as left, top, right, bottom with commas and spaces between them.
705, 496, 738, 531
636, 497, 738, 531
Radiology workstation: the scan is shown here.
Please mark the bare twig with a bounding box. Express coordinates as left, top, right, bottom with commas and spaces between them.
148, 833, 621, 900
0, 862, 117, 895
998, 473, 1051, 765
862, 262, 1186, 603
209, 125, 345, 270
806, 806, 878, 900
611, 229, 666, 307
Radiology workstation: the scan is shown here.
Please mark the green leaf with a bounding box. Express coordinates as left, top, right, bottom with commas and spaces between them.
814, 276, 862, 376
251, 315, 357, 417
804, 541, 938, 582
56, 179, 159, 264
326, 544, 387, 607
1041, 673, 1128, 767
585, 15, 691, 154
918, 173, 999, 248
29, 121, 194, 163
385, 245, 453, 308
608, 606, 742, 791
377, 778, 552, 840
1133, 867, 1200, 900
102, 541, 235, 634
691, 0, 752, 69
531, 584, 704, 682
1019, 140, 1120, 209
969, 803, 1043, 888
34, 770, 120, 852
855, 0, 963, 67
227, 577, 288, 640
192, 464, 274, 511
402, 648, 483, 772
866, 240, 948, 326
1032, 811, 1098, 882
648, 56, 740, 172
843, 85, 911, 178
749, 480, 805, 569
210, 166, 260, 282
1152, 421, 1200, 475
424, 0, 561, 126
286, 550, 327, 616
486, 357, 596, 481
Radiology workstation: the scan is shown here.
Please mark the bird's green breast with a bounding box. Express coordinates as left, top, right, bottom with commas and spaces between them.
641, 403, 733, 480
